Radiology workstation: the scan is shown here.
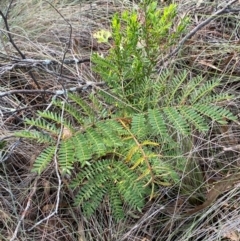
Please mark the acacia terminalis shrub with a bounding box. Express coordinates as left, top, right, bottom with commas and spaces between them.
13, 1, 236, 219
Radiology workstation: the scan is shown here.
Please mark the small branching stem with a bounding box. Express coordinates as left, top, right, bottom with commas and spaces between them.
27, 101, 66, 231
157, 0, 238, 68
119, 119, 155, 189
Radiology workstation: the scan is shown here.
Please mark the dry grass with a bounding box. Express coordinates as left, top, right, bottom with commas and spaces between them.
1, 0, 240, 240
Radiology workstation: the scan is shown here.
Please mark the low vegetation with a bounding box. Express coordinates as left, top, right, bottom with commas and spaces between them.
1, 0, 240, 240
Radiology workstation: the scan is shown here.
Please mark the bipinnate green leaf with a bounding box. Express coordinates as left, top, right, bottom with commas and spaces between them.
58, 139, 75, 174
32, 146, 55, 174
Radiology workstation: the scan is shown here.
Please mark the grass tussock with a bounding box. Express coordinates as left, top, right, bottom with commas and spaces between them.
1, 0, 240, 240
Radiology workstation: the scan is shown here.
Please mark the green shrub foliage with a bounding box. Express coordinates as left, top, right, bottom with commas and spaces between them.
13, 1, 236, 219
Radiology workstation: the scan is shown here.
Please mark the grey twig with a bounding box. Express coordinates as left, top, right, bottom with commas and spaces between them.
27, 101, 66, 232
157, 0, 238, 68
0, 57, 90, 76
44, 0, 72, 76
0, 10, 25, 59
0, 82, 105, 98
10, 176, 39, 241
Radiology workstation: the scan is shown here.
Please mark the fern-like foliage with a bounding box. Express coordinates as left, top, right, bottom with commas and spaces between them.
58, 139, 75, 174
14, 130, 54, 144
71, 160, 146, 220
14, 70, 236, 220
12, 0, 237, 220
31, 146, 55, 174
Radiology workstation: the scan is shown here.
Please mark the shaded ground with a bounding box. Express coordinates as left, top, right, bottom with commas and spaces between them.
1, 0, 240, 240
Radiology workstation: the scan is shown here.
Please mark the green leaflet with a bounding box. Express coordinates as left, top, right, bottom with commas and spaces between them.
32, 146, 55, 174
58, 139, 75, 174
11, 0, 237, 221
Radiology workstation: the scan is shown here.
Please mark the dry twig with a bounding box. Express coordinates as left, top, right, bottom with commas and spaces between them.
157, 0, 239, 68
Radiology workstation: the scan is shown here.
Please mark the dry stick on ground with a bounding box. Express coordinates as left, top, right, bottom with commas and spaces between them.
1, 6, 23, 58
3, 96, 65, 237
157, 0, 239, 69
0, 8, 46, 102
185, 171, 240, 215
27, 100, 66, 232
0, 89, 56, 97
0, 57, 90, 76
1, 94, 64, 238
45, 0, 73, 94
10, 176, 39, 241
46, 1, 72, 75
0, 82, 105, 98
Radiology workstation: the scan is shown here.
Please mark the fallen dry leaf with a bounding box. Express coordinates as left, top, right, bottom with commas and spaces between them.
61, 126, 73, 140
222, 230, 239, 241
